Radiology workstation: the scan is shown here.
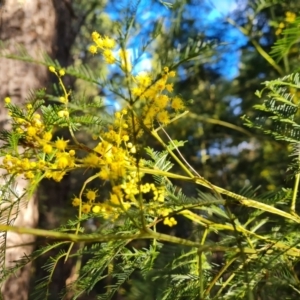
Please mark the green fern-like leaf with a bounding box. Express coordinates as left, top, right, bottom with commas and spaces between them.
243, 73, 300, 143
270, 17, 300, 62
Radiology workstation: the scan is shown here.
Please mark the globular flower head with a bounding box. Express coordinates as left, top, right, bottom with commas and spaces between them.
171, 96, 185, 111
163, 217, 177, 227
82, 203, 91, 214
91, 31, 100, 41
59, 69, 65, 76
4, 97, 11, 104
58, 110, 69, 118
157, 111, 170, 124
85, 189, 98, 202
103, 36, 116, 49
49, 66, 56, 73
72, 197, 80, 207
103, 49, 116, 64
89, 45, 98, 54
43, 132, 52, 141
43, 144, 53, 154
55, 138, 68, 151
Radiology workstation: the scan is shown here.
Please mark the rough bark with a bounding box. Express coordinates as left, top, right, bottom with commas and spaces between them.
0, 0, 73, 299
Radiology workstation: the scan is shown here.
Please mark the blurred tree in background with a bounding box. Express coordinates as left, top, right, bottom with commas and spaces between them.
0, 0, 74, 298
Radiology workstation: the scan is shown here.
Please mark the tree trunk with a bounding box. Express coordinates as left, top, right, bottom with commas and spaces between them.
0, 0, 73, 299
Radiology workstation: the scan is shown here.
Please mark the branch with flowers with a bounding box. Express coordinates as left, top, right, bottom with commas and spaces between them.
1, 29, 300, 298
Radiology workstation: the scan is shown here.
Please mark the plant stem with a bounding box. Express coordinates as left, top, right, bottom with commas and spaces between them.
205, 256, 236, 297
199, 228, 208, 299
291, 148, 300, 213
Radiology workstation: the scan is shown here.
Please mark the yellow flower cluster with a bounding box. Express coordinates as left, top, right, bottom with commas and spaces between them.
92, 186, 130, 220
89, 31, 117, 64
119, 49, 132, 72
2, 95, 75, 182
285, 11, 296, 23
76, 109, 138, 219
89, 32, 185, 129
1, 33, 185, 228
72, 106, 173, 223
82, 109, 134, 179
49, 66, 66, 77
44, 139, 76, 182
89, 31, 132, 72
72, 189, 99, 214
72, 172, 174, 224
275, 11, 297, 35
87, 33, 185, 226
156, 207, 178, 226
131, 67, 185, 127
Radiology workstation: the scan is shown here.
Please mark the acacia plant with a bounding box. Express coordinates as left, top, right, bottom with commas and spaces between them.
1, 7, 300, 300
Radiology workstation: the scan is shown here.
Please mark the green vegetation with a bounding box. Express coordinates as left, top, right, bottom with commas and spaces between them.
1, 1, 300, 299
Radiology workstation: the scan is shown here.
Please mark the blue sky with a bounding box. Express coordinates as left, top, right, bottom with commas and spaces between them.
104, 0, 247, 79
208, 0, 238, 18
144, 0, 246, 79
205, 0, 247, 78
103, 0, 248, 156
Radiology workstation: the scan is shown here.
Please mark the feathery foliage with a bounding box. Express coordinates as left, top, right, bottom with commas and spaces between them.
2, 2, 300, 300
